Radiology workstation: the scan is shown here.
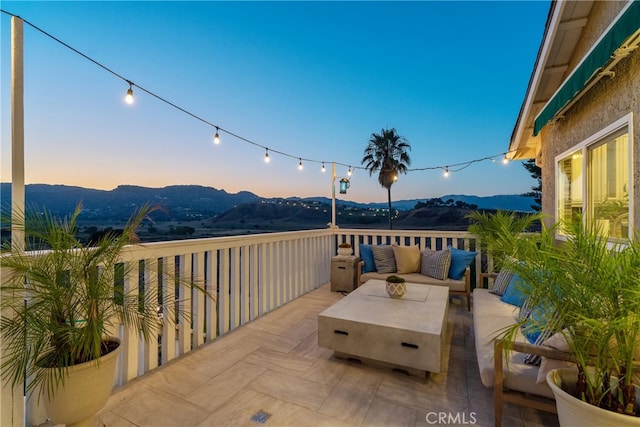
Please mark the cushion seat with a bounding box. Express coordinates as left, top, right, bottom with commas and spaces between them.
360, 271, 467, 292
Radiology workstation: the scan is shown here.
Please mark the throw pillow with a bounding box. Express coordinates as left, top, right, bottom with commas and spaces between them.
518, 295, 536, 322
489, 268, 514, 296
536, 329, 573, 383
523, 310, 562, 366
392, 245, 421, 274
520, 300, 563, 367
359, 244, 376, 273
372, 245, 396, 273
447, 246, 477, 280
499, 274, 530, 307
421, 249, 451, 280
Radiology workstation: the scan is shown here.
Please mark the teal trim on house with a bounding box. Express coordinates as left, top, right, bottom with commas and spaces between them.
534, 0, 640, 136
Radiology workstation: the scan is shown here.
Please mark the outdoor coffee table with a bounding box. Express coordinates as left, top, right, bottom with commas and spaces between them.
318, 279, 449, 376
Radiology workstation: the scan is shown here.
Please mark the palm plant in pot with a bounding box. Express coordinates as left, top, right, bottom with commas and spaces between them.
484, 216, 640, 425
1, 204, 206, 426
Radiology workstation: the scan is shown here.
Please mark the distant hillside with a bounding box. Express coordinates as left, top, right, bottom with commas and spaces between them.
0, 184, 535, 225
0, 183, 260, 221
212, 199, 486, 231
296, 194, 536, 212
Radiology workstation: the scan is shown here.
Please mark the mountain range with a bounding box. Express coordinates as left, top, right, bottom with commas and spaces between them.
0, 183, 535, 222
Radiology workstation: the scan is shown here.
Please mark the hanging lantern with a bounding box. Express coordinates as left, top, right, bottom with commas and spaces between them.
339, 178, 350, 194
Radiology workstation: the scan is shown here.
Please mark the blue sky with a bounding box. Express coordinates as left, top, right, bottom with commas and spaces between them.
1, 1, 549, 203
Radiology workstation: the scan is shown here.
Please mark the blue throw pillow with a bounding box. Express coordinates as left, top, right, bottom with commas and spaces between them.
499, 274, 529, 307
359, 244, 376, 273
447, 246, 477, 280
521, 302, 555, 344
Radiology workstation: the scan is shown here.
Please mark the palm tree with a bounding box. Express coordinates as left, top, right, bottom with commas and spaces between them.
361, 128, 411, 229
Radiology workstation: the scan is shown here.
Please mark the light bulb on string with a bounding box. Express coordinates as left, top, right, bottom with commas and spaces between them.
393, 174, 398, 182
298, 158, 303, 170
347, 166, 352, 177
264, 149, 270, 163
124, 83, 134, 105
213, 127, 220, 145
321, 162, 326, 173
443, 167, 450, 178
502, 156, 509, 165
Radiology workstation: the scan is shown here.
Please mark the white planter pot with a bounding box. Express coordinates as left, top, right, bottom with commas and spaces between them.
546, 368, 640, 427
43, 338, 121, 427
337, 247, 352, 256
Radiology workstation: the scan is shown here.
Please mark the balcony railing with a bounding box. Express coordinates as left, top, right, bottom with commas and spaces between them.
1, 227, 484, 427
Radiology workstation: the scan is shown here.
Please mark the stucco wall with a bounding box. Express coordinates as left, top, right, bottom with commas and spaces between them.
539, 1, 640, 230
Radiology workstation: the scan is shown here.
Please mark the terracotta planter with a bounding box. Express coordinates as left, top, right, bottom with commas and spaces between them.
43, 338, 121, 427
546, 368, 640, 427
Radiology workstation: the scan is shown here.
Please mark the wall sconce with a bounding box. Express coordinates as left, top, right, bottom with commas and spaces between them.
339, 178, 350, 194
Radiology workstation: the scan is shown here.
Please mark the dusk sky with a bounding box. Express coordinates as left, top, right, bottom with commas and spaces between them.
1, 1, 549, 204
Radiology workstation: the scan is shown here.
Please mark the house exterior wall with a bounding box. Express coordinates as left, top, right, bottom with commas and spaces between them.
539, 1, 640, 230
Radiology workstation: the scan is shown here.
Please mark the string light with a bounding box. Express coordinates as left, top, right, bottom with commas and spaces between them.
502, 156, 509, 164
393, 174, 398, 181
0, 9, 521, 181
125, 83, 134, 105
298, 158, 303, 170
443, 167, 450, 178
321, 162, 326, 173
264, 149, 270, 163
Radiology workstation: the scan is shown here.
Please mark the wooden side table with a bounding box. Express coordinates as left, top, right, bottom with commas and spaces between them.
331, 256, 360, 292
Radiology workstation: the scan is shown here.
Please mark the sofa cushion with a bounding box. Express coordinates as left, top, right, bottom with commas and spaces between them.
420, 249, 451, 280
523, 309, 563, 365
372, 245, 396, 273
499, 274, 530, 307
521, 301, 559, 344
359, 244, 376, 273
490, 268, 514, 296
447, 246, 477, 280
536, 330, 573, 384
393, 245, 421, 274
360, 272, 467, 292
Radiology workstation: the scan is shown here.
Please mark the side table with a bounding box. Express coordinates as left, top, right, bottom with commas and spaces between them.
331, 256, 360, 292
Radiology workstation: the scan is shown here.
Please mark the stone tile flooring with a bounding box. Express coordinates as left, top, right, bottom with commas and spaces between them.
96, 284, 560, 427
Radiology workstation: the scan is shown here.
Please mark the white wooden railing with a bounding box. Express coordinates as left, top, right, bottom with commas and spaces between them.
1, 227, 484, 426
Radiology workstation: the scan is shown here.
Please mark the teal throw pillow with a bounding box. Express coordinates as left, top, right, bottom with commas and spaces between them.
499, 274, 529, 307
359, 244, 376, 273
447, 246, 477, 280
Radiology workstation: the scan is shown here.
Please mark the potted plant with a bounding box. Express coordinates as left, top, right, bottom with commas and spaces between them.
484, 215, 640, 426
385, 275, 406, 298
466, 210, 541, 272
0, 204, 207, 426
337, 242, 352, 256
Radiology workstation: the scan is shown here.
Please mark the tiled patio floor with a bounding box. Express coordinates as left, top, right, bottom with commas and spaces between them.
95, 284, 560, 427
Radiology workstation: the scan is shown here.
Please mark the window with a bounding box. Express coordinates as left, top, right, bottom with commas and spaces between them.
556, 116, 632, 240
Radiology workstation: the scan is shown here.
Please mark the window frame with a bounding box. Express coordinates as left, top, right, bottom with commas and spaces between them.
554, 113, 634, 242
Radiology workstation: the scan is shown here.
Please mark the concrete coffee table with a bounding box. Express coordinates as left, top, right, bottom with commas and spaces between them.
318, 279, 449, 376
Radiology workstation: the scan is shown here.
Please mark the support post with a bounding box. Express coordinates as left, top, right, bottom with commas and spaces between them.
11, 16, 25, 251
331, 162, 336, 229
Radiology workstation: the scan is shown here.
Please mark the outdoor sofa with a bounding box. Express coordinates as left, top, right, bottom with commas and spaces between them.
473, 272, 574, 426
355, 244, 476, 311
